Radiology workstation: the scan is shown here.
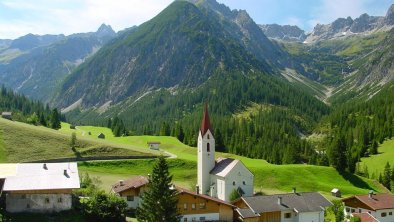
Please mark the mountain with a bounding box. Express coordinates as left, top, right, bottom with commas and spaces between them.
0, 24, 117, 102
259, 24, 307, 42
190, 0, 287, 67
55, 1, 274, 108
305, 4, 394, 42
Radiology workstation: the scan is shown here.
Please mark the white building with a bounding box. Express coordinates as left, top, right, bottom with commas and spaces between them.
197, 104, 254, 202
234, 191, 333, 222
0, 162, 80, 213
343, 193, 394, 222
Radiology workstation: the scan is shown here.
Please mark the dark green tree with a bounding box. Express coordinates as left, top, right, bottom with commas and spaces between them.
383, 162, 391, 190
370, 140, 378, 155
50, 108, 61, 129
136, 156, 180, 222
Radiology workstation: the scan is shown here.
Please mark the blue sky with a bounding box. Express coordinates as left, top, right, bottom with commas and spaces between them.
0, 0, 392, 39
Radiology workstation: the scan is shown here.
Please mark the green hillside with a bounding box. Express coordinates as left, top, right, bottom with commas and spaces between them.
359, 139, 394, 179
63, 123, 385, 198
0, 118, 157, 163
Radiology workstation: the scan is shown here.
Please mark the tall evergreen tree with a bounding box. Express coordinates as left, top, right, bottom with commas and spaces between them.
383, 162, 391, 190
50, 108, 61, 129
136, 156, 180, 222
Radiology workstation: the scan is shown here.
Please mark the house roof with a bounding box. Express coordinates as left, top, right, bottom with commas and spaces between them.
0, 164, 18, 179
210, 158, 239, 177
344, 193, 394, 210
200, 103, 212, 136
147, 142, 161, 144
3, 163, 80, 191
112, 176, 149, 193
331, 188, 340, 193
176, 186, 234, 208
239, 192, 332, 214
236, 208, 258, 218
352, 213, 379, 222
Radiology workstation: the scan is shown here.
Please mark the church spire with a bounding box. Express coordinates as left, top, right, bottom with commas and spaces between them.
200, 102, 212, 136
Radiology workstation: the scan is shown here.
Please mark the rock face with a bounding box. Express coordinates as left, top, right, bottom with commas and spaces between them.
259, 24, 306, 42
305, 4, 393, 42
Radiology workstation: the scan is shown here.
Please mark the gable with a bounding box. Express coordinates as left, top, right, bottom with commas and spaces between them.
224, 161, 254, 180
344, 197, 375, 211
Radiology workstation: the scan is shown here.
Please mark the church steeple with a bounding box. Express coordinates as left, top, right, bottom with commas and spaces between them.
200, 103, 212, 136
197, 102, 216, 195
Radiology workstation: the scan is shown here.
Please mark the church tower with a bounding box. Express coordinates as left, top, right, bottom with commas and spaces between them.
197, 103, 216, 195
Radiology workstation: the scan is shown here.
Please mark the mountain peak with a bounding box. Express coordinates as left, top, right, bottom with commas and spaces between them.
96, 23, 116, 37
385, 4, 394, 25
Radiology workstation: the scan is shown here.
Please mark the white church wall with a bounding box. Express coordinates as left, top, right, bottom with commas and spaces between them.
220, 162, 254, 202
197, 130, 215, 195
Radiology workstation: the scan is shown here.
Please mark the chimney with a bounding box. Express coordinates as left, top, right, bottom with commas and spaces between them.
43, 163, 48, 170
196, 185, 200, 195
278, 197, 282, 205
368, 190, 373, 199
63, 169, 69, 177
292, 187, 296, 194
119, 180, 124, 186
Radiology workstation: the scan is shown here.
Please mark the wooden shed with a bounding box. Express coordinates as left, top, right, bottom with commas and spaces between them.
1, 112, 12, 120
331, 188, 341, 197
97, 133, 105, 139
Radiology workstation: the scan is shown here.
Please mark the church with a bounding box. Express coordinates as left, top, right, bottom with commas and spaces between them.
197, 104, 254, 202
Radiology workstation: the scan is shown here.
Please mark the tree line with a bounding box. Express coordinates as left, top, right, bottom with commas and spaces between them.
0, 85, 62, 129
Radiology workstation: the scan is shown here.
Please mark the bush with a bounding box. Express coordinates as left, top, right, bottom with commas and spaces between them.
80, 191, 127, 222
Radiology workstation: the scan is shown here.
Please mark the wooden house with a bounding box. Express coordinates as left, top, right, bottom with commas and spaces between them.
97, 133, 105, 139
343, 192, 394, 222
176, 187, 234, 222
233, 191, 332, 222
331, 188, 341, 197
111, 176, 149, 209
147, 142, 160, 150
1, 162, 80, 213
1, 112, 12, 120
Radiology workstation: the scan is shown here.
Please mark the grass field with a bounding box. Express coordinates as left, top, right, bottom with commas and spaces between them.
0, 118, 157, 162
0, 119, 386, 198
359, 139, 394, 179
64, 122, 386, 198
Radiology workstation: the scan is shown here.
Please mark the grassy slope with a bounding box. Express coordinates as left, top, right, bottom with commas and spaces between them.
0, 118, 157, 162
67, 123, 385, 198
360, 139, 394, 178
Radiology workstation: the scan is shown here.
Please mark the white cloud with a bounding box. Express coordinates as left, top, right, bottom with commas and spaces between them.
0, 0, 173, 39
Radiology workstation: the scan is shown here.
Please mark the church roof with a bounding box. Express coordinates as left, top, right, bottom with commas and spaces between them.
210, 157, 239, 177
200, 103, 212, 136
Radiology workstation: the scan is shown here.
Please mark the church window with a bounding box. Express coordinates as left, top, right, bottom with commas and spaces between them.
233, 181, 236, 186
207, 143, 210, 152
243, 181, 246, 185
207, 134, 210, 139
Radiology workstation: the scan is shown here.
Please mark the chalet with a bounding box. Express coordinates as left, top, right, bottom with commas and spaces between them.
147, 142, 161, 150
233, 191, 332, 222
1, 112, 12, 120
98, 133, 105, 139
343, 192, 394, 222
176, 187, 234, 222
331, 188, 341, 197
111, 175, 149, 209
0, 162, 80, 213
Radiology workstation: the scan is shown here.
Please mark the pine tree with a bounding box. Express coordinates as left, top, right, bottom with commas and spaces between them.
383, 162, 391, 190
136, 156, 180, 222
50, 108, 61, 129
